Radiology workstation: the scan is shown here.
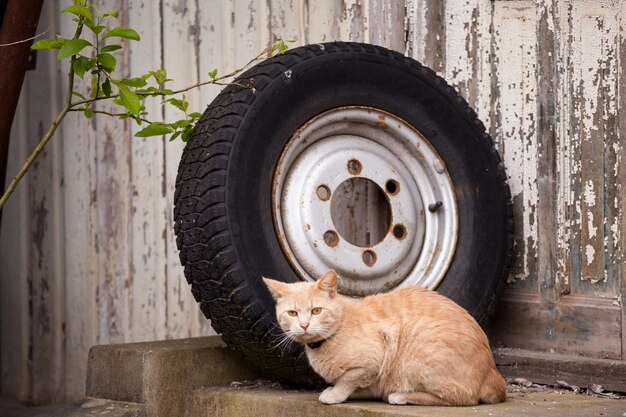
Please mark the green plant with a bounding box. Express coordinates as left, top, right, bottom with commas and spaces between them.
0, 0, 293, 209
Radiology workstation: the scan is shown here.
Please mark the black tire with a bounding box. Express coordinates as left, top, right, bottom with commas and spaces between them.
174, 42, 513, 385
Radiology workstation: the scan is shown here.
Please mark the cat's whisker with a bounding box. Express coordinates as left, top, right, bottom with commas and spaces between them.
269, 329, 301, 354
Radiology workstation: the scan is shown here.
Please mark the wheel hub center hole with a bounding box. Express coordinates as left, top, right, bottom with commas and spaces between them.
330, 178, 391, 247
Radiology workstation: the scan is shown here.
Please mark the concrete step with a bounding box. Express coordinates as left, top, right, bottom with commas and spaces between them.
191, 385, 625, 417
86, 337, 260, 417
77, 336, 625, 417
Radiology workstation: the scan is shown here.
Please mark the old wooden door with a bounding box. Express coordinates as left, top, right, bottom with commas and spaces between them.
430, 0, 626, 360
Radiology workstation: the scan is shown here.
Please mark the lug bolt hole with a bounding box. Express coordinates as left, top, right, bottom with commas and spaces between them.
347, 159, 362, 175
392, 224, 407, 240
362, 250, 377, 267
385, 179, 399, 195
316, 185, 331, 201
323, 230, 339, 247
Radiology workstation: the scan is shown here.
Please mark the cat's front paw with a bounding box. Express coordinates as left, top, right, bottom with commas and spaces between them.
319, 387, 348, 404
387, 393, 408, 405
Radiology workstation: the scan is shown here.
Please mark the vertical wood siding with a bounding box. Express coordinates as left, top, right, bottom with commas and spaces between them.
0, 0, 624, 403
493, 2, 538, 287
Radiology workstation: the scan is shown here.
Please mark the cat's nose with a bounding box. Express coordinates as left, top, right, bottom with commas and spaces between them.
300, 323, 309, 331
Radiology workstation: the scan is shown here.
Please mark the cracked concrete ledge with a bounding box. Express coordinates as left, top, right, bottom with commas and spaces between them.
192, 386, 625, 417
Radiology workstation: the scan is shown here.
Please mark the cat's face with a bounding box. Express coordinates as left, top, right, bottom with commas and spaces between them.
263, 271, 343, 344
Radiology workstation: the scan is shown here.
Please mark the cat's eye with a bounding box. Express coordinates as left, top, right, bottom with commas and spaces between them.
311, 307, 322, 315
287, 310, 298, 317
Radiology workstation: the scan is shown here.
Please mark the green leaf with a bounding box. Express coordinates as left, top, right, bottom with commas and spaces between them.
102, 27, 140, 41
62, 4, 94, 23
72, 56, 94, 78
149, 69, 169, 85
103, 11, 119, 18
102, 79, 112, 96
72, 91, 87, 100
31, 38, 63, 50
100, 44, 122, 53
181, 127, 194, 142
86, 24, 107, 34
168, 131, 182, 142
118, 84, 140, 115
135, 123, 173, 137
96, 53, 116, 72
163, 97, 188, 112
120, 77, 147, 88
189, 112, 202, 119
171, 119, 191, 129
91, 73, 99, 98
271, 39, 293, 54
58, 39, 92, 59
208, 68, 218, 79
83, 108, 94, 118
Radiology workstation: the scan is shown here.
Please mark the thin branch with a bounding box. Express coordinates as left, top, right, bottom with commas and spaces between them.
0, 27, 50, 47
69, 47, 272, 109
0, 23, 83, 209
69, 108, 153, 125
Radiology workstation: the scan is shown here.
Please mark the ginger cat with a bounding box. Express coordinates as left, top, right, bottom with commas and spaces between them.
263, 271, 506, 406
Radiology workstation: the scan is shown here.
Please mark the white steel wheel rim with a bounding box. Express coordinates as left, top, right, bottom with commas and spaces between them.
272, 107, 458, 296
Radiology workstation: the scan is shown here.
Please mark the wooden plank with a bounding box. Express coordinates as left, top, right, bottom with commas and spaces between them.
405, 0, 446, 73
367, 0, 405, 50
196, 1, 228, 108
59, 1, 99, 399
535, 0, 563, 303
61, 114, 98, 400
306, 0, 336, 43
600, 3, 621, 301
335, 0, 368, 43
493, 2, 538, 288
92, 0, 132, 346
444, 0, 493, 124
576, 4, 607, 288
233, 0, 271, 68
567, 1, 620, 296
488, 290, 623, 360
126, 0, 168, 342
555, 1, 573, 296
494, 347, 626, 392
192, 0, 232, 337
0, 32, 33, 402
618, 0, 626, 360
27, 1, 66, 402
269, 0, 302, 46
162, 0, 213, 339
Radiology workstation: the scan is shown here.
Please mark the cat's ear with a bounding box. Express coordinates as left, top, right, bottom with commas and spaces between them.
316, 270, 338, 298
262, 277, 290, 300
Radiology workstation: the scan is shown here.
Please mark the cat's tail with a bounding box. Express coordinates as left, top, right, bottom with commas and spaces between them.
478, 368, 507, 404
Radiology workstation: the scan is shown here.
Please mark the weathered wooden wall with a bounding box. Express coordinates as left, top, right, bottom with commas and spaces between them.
0, 0, 624, 404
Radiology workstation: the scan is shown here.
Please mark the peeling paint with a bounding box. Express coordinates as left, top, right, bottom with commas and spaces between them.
494, 2, 537, 283
585, 244, 596, 266
583, 179, 596, 207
